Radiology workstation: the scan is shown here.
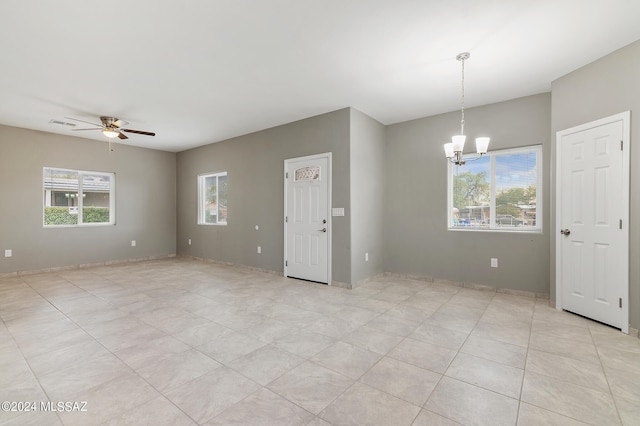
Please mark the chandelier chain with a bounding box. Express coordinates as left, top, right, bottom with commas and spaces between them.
460, 55, 465, 135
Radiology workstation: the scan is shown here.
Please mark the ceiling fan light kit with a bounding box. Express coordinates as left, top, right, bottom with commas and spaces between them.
102, 127, 120, 139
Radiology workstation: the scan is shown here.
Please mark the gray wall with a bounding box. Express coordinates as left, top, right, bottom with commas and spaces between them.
0, 124, 176, 274
6, 39, 635, 324
551, 39, 640, 329
384, 93, 551, 293
350, 109, 386, 283
176, 109, 352, 283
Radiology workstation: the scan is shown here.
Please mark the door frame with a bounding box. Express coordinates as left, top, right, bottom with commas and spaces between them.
283, 152, 332, 284
555, 111, 630, 333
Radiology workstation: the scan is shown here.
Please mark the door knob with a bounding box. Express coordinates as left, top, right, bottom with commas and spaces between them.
560, 229, 571, 236
317, 228, 327, 233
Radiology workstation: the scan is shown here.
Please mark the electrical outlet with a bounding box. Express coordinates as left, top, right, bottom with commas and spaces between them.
131, 240, 136, 247
365, 252, 369, 262
257, 246, 261, 254
491, 258, 498, 268
4, 249, 12, 257
188, 239, 192, 245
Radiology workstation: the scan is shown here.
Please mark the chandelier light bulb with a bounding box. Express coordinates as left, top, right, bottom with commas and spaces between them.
476, 137, 490, 154
444, 143, 455, 158
452, 135, 466, 152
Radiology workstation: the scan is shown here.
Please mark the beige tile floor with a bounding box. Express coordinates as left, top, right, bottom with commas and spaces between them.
1, 258, 639, 425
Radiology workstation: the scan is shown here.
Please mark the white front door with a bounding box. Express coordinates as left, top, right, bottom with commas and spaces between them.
556, 112, 630, 333
284, 153, 331, 284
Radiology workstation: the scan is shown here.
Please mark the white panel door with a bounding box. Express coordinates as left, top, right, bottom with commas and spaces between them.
557, 113, 629, 332
284, 154, 330, 284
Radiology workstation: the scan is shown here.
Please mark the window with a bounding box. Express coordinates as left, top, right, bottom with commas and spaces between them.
448, 145, 541, 231
198, 172, 228, 225
43, 167, 115, 226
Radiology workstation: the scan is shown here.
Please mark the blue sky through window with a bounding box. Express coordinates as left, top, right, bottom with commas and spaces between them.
496, 152, 537, 192
460, 152, 536, 191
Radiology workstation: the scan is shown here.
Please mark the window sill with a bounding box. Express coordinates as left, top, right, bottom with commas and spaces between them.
44, 223, 115, 228
448, 227, 542, 234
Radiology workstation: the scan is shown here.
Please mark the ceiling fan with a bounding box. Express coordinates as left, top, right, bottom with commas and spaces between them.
65, 116, 155, 140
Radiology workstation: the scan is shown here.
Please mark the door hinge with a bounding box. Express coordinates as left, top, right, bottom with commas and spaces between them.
619, 298, 622, 308
620, 219, 623, 229
286, 172, 289, 179
621, 140, 623, 151
285, 260, 288, 267
285, 216, 288, 223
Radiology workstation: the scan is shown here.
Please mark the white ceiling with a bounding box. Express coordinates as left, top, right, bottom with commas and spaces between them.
1, 1, 639, 152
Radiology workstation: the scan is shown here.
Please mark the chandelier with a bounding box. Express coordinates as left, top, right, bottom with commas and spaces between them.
444, 52, 490, 166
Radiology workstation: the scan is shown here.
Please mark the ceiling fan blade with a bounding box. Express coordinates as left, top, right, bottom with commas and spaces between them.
122, 129, 156, 136
64, 117, 102, 127
117, 132, 128, 140
71, 127, 102, 131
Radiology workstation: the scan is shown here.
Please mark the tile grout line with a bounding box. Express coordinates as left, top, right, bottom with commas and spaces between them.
7, 273, 99, 426
520, 304, 618, 425
21, 271, 201, 426
514, 292, 536, 426
430, 290, 526, 425
589, 322, 625, 426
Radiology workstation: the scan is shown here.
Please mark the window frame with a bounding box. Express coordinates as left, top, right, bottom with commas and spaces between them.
43, 167, 116, 227
447, 145, 542, 233
197, 171, 228, 226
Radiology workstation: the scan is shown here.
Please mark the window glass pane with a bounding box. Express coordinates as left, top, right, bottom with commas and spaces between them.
218, 174, 228, 224
495, 152, 537, 228
82, 173, 111, 223
295, 166, 320, 181
44, 167, 114, 227
451, 157, 490, 229
204, 175, 218, 224
198, 172, 228, 225
447, 147, 540, 232
44, 168, 79, 225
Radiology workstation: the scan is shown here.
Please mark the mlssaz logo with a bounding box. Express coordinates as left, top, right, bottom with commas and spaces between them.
40, 401, 88, 412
